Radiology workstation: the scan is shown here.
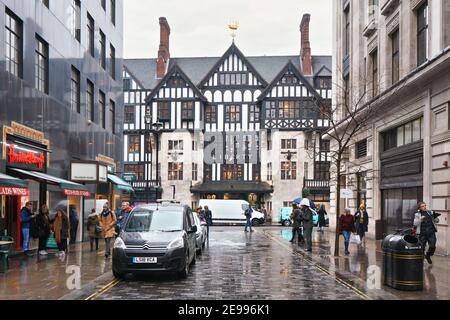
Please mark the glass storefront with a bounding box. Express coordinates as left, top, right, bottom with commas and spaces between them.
382, 187, 423, 236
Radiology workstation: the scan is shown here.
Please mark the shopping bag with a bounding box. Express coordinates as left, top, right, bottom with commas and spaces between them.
350, 234, 361, 245
46, 234, 58, 250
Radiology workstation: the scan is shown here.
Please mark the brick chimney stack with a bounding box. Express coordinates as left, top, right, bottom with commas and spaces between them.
300, 14, 312, 76
157, 17, 171, 79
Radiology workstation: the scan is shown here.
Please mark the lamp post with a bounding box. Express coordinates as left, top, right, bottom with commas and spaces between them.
152, 121, 163, 194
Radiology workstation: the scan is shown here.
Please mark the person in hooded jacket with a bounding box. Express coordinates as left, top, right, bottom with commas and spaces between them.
99, 203, 116, 258
300, 199, 314, 252
87, 209, 100, 251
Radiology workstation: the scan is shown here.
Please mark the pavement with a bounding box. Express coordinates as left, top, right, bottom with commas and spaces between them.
0, 226, 448, 300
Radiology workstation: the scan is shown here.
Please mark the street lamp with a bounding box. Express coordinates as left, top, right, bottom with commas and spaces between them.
152, 121, 163, 191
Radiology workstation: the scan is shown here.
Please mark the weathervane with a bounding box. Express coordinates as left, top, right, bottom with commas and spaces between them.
228, 21, 239, 42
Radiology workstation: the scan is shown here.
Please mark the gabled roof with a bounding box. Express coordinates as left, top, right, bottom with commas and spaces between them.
197, 42, 269, 88
123, 64, 146, 89
123, 58, 158, 89
314, 65, 332, 78
144, 63, 207, 103
257, 60, 322, 101
123, 54, 331, 91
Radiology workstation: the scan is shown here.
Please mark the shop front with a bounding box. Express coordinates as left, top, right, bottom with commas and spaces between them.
1, 122, 90, 252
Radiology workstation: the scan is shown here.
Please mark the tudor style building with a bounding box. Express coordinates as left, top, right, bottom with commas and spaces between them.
122, 15, 332, 221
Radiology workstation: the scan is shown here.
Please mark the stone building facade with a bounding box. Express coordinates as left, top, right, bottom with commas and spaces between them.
331, 0, 450, 254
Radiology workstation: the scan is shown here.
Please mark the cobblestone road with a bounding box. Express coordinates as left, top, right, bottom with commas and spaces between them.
87, 227, 366, 300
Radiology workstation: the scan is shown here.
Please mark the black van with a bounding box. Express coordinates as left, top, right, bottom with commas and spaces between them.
112, 204, 197, 279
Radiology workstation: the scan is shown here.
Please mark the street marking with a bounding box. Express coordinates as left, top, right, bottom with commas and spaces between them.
263, 230, 372, 300
85, 279, 121, 300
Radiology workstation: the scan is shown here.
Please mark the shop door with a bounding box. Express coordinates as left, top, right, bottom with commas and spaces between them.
5, 196, 19, 242
382, 187, 423, 236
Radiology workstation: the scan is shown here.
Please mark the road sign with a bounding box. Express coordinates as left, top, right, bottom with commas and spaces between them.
340, 189, 353, 199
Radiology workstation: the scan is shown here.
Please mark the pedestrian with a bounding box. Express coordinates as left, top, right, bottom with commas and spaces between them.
87, 209, 100, 251
414, 202, 440, 265
289, 203, 302, 243
36, 204, 51, 256
99, 203, 117, 258
244, 205, 254, 232
20, 202, 36, 256
317, 204, 327, 233
204, 205, 212, 237
116, 202, 132, 234
354, 205, 369, 244
69, 205, 79, 244
300, 199, 314, 252
339, 208, 356, 256
53, 208, 70, 258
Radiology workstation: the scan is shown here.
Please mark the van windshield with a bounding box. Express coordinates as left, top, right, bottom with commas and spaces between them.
124, 209, 183, 232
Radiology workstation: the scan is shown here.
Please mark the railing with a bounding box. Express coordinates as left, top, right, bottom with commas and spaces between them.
304, 180, 330, 189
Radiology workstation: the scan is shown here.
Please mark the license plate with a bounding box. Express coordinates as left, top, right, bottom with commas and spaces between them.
133, 257, 157, 264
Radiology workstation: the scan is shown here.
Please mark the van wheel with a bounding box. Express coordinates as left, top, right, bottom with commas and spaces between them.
283, 220, 292, 227
252, 219, 261, 227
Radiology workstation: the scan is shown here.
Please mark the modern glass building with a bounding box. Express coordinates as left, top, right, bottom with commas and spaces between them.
0, 0, 124, 250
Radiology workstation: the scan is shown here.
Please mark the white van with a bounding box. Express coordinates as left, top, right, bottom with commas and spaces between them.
198, 200, 265, 226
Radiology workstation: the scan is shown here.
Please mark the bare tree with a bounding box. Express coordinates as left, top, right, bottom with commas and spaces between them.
309, 66, 411, 257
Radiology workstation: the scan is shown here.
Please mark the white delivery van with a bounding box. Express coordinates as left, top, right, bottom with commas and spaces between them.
198, 199, 265, 226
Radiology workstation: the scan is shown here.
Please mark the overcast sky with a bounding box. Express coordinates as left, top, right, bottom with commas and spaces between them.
124, 0, 332, 59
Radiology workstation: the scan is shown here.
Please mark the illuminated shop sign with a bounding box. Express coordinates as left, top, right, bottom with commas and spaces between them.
63, 189, 91, 197
0, 187, 30, 196
7, 144, 45, 170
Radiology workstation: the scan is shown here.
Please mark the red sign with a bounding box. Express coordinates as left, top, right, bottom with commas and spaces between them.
64, 189, 91, 197
0, 187, 30, 196
7, 144, 45, 169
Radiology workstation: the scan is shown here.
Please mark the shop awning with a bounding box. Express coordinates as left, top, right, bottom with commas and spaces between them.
9, 168, 90, 196
108, 174, 134, 193
0, 172, 29, 195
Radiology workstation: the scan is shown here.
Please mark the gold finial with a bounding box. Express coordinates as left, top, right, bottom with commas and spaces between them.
228, 21, 239, 41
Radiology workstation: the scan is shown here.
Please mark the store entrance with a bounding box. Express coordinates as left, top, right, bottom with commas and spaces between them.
5, 196, 19, 243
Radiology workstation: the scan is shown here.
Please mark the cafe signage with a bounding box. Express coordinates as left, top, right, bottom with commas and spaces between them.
7, 144, 45, 170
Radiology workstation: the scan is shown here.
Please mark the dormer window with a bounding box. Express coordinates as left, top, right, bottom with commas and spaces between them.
167, 73, 186, 87
280, 74, 298, 85
316, 77, 332, 89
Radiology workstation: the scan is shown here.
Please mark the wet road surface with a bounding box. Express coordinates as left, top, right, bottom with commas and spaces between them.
82, 227, 367, 300
1, 226, 448, 300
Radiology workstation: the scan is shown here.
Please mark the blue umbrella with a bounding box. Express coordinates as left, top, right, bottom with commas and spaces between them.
293, 198, 316, 209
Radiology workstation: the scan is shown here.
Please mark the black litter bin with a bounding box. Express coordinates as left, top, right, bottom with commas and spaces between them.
382, 230, 424, 291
